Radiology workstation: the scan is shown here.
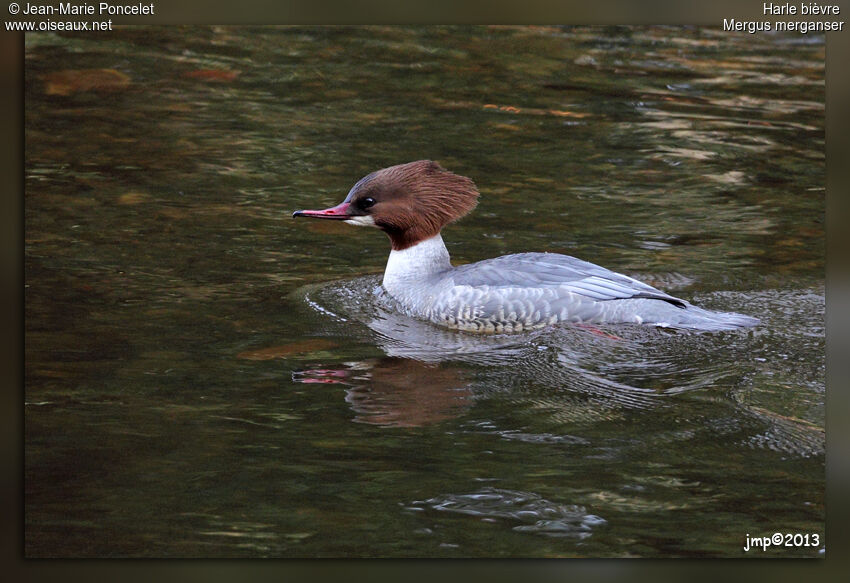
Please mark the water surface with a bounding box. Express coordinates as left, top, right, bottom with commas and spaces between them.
25, 25, 824, 557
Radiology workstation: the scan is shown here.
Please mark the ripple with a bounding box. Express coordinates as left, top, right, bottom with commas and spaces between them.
294, 278, 824, 457
410, 488, 606, 539
741, 406, 825, 458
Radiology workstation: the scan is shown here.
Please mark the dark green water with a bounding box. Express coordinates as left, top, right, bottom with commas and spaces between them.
25, 26, 824, 557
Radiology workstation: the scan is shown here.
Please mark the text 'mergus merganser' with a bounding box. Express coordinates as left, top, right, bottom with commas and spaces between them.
293, 161, 759, 333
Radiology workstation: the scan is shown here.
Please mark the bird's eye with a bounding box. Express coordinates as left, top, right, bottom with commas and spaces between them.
360, 197, 376, 209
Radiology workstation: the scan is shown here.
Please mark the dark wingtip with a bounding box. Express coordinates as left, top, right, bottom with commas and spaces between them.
632, 292, 688, 309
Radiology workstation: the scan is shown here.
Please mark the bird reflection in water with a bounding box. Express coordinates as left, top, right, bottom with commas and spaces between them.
293, 358, 472, 427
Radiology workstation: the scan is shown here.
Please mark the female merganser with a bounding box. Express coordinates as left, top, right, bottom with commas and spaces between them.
293, 160, 759, 334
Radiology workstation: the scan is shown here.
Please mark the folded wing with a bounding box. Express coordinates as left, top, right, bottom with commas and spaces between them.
450, 252, 686, 308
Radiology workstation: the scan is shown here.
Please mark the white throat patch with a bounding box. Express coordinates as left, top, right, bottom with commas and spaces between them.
344, 215, 376, 227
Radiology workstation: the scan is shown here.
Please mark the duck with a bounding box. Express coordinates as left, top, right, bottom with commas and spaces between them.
293, 160, 759, 333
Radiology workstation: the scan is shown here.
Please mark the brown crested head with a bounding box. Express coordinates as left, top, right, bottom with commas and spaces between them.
341, 160, 479, 250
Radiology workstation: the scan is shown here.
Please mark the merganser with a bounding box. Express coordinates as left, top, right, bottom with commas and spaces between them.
293, 160, 759, 334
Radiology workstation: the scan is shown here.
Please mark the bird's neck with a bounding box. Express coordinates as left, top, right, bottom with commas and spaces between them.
383, 233, 452, 291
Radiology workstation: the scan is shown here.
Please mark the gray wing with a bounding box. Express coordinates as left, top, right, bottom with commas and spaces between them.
451, 252, 686, 308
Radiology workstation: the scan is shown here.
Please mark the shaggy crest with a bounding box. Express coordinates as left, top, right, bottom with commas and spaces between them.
359, 160, 479, 250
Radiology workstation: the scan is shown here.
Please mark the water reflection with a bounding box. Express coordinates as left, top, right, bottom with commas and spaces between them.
294, 276, 824, 458
346, 359, 471, 427
292, 358, 472, 427
25, 25, 823, 557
